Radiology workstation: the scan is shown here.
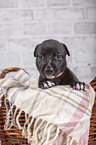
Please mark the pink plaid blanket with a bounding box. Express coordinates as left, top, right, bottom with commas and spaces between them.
0, 69, 95, 145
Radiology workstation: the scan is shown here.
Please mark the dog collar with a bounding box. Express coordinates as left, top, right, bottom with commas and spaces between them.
55, 71, 64, 78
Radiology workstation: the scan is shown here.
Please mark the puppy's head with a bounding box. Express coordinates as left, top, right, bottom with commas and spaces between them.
34, 39, 70, 79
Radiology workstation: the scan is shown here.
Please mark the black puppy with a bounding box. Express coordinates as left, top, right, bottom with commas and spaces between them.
34, 39, 85, 90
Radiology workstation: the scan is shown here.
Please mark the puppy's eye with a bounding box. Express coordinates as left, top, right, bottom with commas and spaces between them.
55, 54, 62, 60
38, 55, 44, 60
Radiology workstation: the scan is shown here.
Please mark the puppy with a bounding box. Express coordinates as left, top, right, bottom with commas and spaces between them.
34, 39, 85, 90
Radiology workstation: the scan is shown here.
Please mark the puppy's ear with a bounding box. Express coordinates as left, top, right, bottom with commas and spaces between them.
34, 44, 39, 57
62, 44, 70, 56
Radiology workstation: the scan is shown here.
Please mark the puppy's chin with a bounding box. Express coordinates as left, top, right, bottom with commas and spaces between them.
45, 76, 55, 79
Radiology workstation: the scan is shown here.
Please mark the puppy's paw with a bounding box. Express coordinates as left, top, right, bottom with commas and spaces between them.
73, 82, 86, 91
41, 81, 55, 89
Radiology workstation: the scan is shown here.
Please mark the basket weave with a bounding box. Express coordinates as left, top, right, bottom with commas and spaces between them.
0, 68, 96, 145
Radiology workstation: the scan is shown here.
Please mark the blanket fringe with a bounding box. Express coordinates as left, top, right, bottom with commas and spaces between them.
0, 92, 80, 145
1, 92, 61, 144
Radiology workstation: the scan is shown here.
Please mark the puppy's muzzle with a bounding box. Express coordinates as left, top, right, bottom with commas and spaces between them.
44, 66, 53, 75
45, 68, 53, 75
44, 63, 54, 75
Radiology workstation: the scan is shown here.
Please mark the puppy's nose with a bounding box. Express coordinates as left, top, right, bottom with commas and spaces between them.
45, 69, 53, 75
45, 67, 53, 75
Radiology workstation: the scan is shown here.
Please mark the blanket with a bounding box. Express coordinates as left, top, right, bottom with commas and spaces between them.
0, 69, 95, 145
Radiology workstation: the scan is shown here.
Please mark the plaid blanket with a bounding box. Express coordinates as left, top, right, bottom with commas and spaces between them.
0, 69, 95, 145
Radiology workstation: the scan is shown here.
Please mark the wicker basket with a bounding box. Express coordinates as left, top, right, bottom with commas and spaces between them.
0, 68, 96, 145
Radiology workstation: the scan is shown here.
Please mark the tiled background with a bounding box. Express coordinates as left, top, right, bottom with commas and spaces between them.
0, 0, 96, 82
